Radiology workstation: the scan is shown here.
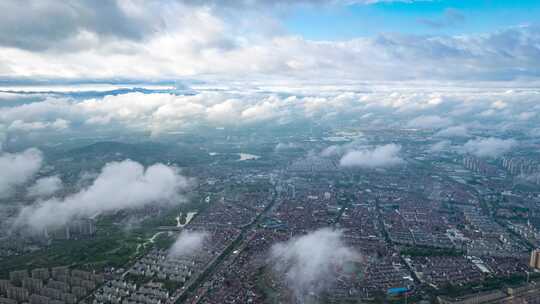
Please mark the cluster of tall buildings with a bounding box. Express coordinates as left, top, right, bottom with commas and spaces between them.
93, 280, 170, 304
502, 157, 540, 176
128, 249, 196, 283
529, 249, 540, 270
0, 267, 103, 304
462, 156, 496, 175
44, 219, 97, 241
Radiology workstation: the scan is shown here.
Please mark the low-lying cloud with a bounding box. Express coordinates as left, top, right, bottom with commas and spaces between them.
168, 230, 209, 259
462, 137, 517, 158
340, 143, 404, 168
0, 148, 43, 198
269, 228, 358, 302
1, 87, 540, 142
16, 159, 193, 232
26, 175, 63, 198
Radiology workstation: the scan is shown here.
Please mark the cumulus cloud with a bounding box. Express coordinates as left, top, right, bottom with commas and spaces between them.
0, 92, 295, 135
340, 144, 404, 168
0, 148, 43, 198
1, 87, 539, 141
269, 228, 358, 302
26, 176, 63, 198
462, 137, 517, 158
168, 230, 209, 259
16, 160, 193, 232
320, 137, 368, 158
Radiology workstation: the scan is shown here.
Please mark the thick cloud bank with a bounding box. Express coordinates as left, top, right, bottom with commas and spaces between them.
0, 148, 43, 198
462, 137, 517, 158
340, 144, 404, 168
1, 87, 540, 140
26, 176, 63, 198
270, 228, 358, 302
0, 0, 538, 81
16, 160, 192, 232
168, 230, 208, 259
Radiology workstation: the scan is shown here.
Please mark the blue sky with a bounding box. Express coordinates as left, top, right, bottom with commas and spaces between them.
285, 0, 540, 39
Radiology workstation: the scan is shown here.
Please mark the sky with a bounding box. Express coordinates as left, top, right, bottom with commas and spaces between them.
286, 0, 540, 39
0, 0, 539, 151
0, 0, 538, 84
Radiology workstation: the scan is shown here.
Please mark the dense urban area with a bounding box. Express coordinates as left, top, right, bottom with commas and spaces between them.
2, 126, 540, 304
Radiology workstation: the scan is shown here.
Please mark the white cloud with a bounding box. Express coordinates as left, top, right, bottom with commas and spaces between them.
0, 92, 313, 135
462, 137, 517, 158
16, 160, 193, 232
0, 0, 537, 82
269, 228, 358, 302
320, 137, 367, 158
0, 148, 43, 198
205, 99, 242, 125
0, 87, 539, 140
168, 230, 208, 259
340, 144, 404, 168
26, 176, 63, 198
8, 119, 70, 132
240, 97, 289, 123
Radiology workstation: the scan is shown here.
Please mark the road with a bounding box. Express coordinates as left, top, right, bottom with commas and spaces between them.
171, 185, 280, 304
